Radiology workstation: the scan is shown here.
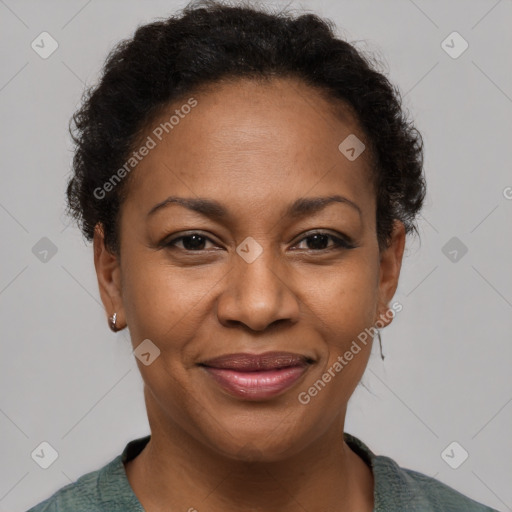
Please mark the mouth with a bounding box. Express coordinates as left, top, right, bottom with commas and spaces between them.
198, 351, 314, 401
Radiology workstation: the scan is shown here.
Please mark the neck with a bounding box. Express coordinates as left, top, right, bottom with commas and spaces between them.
125, 396, 374, 512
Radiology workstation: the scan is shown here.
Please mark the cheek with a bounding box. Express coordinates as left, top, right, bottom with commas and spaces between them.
300, 257, 378, 395
301, 256, 379, 340
121, 249, 211, 344
122, 243, 379, 347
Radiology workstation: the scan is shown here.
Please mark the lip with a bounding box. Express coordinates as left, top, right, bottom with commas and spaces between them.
199, 351, 313, 401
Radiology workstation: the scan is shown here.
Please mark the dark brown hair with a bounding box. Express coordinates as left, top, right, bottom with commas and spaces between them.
66, 0, 426, 256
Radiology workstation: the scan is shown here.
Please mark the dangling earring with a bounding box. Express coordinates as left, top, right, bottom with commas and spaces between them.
377, 329, 385, 361
109, 312, 119, 332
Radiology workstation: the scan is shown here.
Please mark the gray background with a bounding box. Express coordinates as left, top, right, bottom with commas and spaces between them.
1, 0, 511, 510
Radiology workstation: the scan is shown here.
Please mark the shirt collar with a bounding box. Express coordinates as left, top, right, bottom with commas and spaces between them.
108, 432, 416, 511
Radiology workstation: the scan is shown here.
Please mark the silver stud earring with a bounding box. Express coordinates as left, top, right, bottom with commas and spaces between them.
109, 312, 119, 332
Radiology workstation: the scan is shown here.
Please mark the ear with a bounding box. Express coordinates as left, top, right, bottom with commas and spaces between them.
93, 223, 125, 330
374, 220, 406, 328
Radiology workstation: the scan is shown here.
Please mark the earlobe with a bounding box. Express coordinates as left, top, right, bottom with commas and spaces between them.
93, 223, 126, 331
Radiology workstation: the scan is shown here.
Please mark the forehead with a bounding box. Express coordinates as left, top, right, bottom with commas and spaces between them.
122, 76, 375, 219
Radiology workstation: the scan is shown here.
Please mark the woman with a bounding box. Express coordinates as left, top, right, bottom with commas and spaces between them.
27, 0, 498, 510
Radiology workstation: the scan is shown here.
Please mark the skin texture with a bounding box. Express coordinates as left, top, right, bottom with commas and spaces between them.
94, 76, 405, 512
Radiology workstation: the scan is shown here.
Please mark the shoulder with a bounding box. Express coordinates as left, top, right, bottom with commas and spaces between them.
26, 466, 104, 512
343, 432, 498, 512
374, 454, 499, 512
25, 454, 134, 512
26, 435, 149, 512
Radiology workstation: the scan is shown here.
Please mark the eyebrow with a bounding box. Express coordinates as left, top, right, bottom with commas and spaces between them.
146, 194, 362, 220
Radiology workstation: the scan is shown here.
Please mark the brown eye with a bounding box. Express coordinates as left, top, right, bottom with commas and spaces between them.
165, 233, 216, 251
294, 232, 355, 251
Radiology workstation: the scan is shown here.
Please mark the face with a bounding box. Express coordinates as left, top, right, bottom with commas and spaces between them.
94, 76, 405, 461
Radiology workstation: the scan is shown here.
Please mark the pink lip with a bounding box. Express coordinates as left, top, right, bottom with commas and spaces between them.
199, 351, 313, 401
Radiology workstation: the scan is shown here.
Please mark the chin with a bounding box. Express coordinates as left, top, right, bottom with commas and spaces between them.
197, 415, 315, 463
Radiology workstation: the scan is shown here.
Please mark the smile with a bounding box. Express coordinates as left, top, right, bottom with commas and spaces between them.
198, 351, 313, 401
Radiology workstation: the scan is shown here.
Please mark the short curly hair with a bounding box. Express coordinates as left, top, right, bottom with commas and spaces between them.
66, 0, 426, 257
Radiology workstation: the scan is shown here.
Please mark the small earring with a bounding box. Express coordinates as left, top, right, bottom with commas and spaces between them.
109, 312, 119, 332
377, 329, 385, 361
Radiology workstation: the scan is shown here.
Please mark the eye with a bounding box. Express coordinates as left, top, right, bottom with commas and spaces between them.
293, 231, 355, 251
164, 233, 217, 251
162, 230, 356, 253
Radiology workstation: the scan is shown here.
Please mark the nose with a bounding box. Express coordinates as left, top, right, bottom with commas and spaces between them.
216, 244, 300, 332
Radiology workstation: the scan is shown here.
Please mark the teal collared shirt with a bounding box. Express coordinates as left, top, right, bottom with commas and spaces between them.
27, 433, 498, 511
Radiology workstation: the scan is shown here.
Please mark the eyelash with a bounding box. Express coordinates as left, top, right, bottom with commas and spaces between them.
162, 231, 356, 253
